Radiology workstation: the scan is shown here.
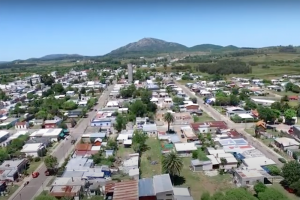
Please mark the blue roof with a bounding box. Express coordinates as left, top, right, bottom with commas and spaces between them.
139, 178, 155, 197
90, 133, 106, 138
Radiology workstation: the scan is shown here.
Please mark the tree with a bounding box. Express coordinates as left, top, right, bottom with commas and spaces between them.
271, 102, 282, 111
257, 106, 277, 123
172, 96, 184, 105
44, 155, 58, 169
132, 130, 148, 153
282, 161, 300, 186
164, 112, 175, 132
107, 139, 118, 150
284, 109, 296, 121
59, 122, 68, 129
224, 188, 257, 200
254, 182, 267, 194
52, 83, 65, 94
281, 95, 289, 102
229, 94, 239, 106
40, 74, 55, 86
290, 179, 300, 196
220, 158, 227, 168
62, 101, 78, 110
0, 148, 8, 162
130, 100, 147, 117
257, 188, 287, 200
35, 110, 47, 120
140, 89, 152, 104
80, 87, 86, 95
162, 151, 183, 184
114, 114, 127, 132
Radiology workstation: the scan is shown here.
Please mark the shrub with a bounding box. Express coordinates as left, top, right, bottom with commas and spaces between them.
278, 158, 287, 163
34, 157, 41, 162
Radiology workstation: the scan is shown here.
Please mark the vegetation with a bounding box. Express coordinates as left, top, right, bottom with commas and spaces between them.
282, 161, 300, 196
163, 112, 175, 132
162, 151, 183, 184
44, 155, 58, 169
132, 130, 149, 154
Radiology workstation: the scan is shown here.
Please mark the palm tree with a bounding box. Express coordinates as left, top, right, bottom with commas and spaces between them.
164, 112, 175, 132
162, 151, 183, 184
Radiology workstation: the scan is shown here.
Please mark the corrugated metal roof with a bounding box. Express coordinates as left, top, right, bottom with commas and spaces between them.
153, 174, 173, 194
113, 180, 138, 200
138, 178, 155, 197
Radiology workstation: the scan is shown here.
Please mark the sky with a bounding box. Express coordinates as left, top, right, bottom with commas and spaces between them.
1, 0, 300, 61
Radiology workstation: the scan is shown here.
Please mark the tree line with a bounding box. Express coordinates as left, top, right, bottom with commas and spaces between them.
195, 60, 251, 74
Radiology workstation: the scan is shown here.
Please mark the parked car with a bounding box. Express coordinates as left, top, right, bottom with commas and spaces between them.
32, 172, 39, 178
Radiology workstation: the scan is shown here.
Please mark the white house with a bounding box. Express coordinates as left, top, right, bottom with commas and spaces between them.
15, 121, 29, 130
20, 143, 45, 157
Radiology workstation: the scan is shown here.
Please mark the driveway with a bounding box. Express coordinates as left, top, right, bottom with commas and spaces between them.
176, 83, 284, 167
9, 84, 115, 200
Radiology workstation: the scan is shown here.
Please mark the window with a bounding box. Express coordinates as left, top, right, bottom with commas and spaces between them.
246, 181, 249, 185
166, 194, 172, 196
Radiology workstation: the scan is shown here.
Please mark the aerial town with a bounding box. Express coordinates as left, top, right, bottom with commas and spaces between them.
0, 56, 300, 200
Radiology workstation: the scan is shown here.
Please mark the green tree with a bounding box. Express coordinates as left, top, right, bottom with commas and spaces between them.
285, 82, 294, 92
282, 161, 300, 186
40, 74, 55, 86
224, 188, 257, 200
44, 155, 58, 169
229, 94, 239, 106
106, 139, 118, 150
130, 100, 147, 117
114, 114, 127, 132
257, 188, 287, 200
254, 182, 267, 194
164, 112, 175, 132
52, 83, 65, 94
162, 151, 183, 184
284, 109, 296, 121
62, 101, 78, 110
0, 148, 8, 162
172, 96, 184, 105
80, 87, 86, 94
132, 130, 148, 153
35, 110, 47, 120
290, 179, 300, 196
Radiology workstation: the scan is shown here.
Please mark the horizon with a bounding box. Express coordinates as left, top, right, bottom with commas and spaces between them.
1, 0, 300, 61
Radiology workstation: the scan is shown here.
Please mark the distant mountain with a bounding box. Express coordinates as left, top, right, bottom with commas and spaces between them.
189, 44, 223, 52
26, 54, 85, 61
0, 61, 8, 64
108, 38, 188, 55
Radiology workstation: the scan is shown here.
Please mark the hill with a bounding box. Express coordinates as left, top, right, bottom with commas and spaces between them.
189, 44, 223, 52
108, 38, 188, 55
26, 54, 86, 61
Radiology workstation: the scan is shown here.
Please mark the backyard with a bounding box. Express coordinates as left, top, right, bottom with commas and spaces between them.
193, 112, 214, 123
140, 138, 162, 178
178, 158, 234, 199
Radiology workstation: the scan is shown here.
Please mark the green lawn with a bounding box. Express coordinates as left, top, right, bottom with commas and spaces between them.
28, 160, 43, 174
116, 145, 134, 158
0, 185, 19, 200
179, 158, 234, 200
193, 112, 214, 122
271, 183, 299, 200
140, 138, 162, 178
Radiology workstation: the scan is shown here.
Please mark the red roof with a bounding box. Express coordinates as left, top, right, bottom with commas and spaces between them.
113, 180, 138, 200
75, 144, 92, 151
190, 121, 228, 131
15, 122, 26, 126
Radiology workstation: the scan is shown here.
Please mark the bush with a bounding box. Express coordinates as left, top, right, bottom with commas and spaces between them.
34, 157, 41, 162
278, 158, 287, 163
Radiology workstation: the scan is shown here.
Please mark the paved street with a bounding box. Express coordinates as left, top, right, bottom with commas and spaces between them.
176, 83, 284, 167
9, 84, 114, 200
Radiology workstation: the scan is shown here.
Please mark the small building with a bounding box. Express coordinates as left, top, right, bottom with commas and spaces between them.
274, 137, 300, 151
20, 143, 45, 157
251, 98, 275, 107
112, 180, 139, 200
30, 128, 63, 142
50, 177, 85, 199
174, 143, 197, 157
0, 159, 29, 181
190, 159, 212, 171
139, 178, 156, 200
234, 169, 265, 186
142, 124, 158, 137
44, 119, 62, 128
153, 174, 174, 200
225, 107, 250, 117
66, 91, 75, 96
15, 121, 29, 130
0, 131, 9, 144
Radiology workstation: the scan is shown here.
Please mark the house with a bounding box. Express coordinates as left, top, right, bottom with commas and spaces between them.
139, 178, 156, 200
274, 137, 300, 151
153, 174, 173, 200
190, 159, 212, 171
242, 156, 276, 169
112, 180, 139, 200
225, 107, 250, 117
15, 121, 29, 130
44, 118, 62, 128
289, 96, 299, 101
0, 118, 19, 129
251, 98, 275, 107
234, 169, 265, 186
30, 128, 63, 142
20, 143, 45, 157
174, 143, 197, 157
0, 159, 29, 181
292, 126, 300, 139
50, 177, 85, 199
173, 187, 194, 200
142, 124, 158, 137
67, 108, 83, 117
0, 131, 9, 144
66, 91, 75, 96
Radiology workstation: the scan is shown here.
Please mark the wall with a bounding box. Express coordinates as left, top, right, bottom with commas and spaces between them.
139, 196, 157, 200
156, 191, 174, 200
45, 123, 56, 128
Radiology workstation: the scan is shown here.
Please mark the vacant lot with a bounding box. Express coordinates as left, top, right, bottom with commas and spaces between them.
140, 138, 162, 178
193, 112, 214, 122
179, 158, 234, 199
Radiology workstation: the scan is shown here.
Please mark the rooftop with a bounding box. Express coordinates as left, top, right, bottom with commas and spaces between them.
236, 169, 264, 178
275, 137, 300, 147
138, 178, 155, 197
153, 174, 173, 194
113, 180, 138, 200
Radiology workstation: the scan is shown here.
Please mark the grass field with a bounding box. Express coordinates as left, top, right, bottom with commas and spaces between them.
271, 183, 299, 200
0, 185, 19, 200
116, 145, 134, 158
140, 138, 162, 178
179, 158, 234, 199
193, 112, 214, 122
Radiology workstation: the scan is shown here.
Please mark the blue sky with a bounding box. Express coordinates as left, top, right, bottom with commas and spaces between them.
0, 0, 300, 61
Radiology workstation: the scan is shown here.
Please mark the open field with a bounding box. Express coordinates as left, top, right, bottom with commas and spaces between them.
271, 183, 299, 200
140, 138, 162, 178
193, 112, 214, 122
179, 158, 234, 199
116, 145, 134, 158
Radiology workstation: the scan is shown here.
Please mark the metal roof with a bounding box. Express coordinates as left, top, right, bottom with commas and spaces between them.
138, 178, 155, 197
113, 180, 138, 200
153, 174, 173, 194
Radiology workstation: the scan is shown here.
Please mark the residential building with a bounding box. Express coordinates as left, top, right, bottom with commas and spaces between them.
44, 118, 62, 128
15, 121, 29, 130
139, 178, 156, 200
274, 137, 300, 151
153, 174, 173, 200
225, 107, 250, 117
20, 143, 45, 157
234, 169, 265, 186
0, 159, 29, 181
